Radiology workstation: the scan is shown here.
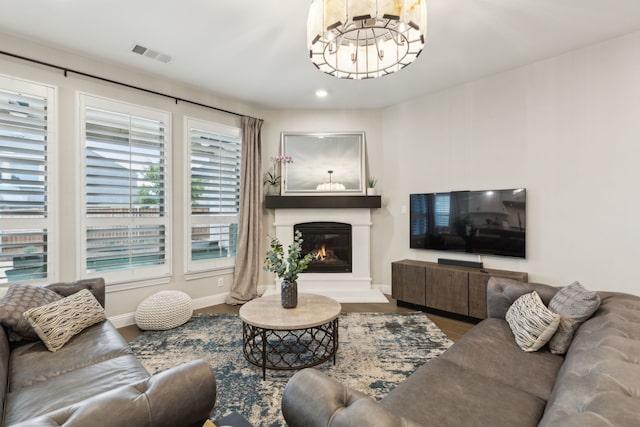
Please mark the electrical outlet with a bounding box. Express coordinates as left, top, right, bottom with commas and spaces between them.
217, 277, 224, 287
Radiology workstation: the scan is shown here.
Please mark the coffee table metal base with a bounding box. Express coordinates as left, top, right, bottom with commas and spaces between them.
242, 318, 338, 380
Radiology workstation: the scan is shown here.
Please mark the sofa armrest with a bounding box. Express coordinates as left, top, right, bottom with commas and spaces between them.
45, 278, 106, 308
10, 359, 216, 427
282, 369, 422, 427
487, 277, 559, 319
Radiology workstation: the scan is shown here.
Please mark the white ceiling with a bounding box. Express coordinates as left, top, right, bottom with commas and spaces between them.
2, 0, 640, 110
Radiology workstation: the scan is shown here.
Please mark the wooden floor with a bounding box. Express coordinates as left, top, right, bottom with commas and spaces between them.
118, 296, 475, 343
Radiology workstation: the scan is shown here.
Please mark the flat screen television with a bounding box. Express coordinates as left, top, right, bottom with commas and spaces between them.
410, 188, 526, 258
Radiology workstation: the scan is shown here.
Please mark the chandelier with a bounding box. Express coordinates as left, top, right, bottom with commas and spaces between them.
307, 0, 427, 79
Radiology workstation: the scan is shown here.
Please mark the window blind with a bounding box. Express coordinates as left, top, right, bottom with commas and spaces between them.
187, 120, 241, 269
82, 98, 170, 278
85, 107, 166, 215
0, 84, 52, 283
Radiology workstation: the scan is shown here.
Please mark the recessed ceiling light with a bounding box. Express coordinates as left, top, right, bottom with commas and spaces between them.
315, 89, 328, 98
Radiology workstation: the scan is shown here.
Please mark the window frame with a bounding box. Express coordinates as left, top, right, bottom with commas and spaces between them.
78, 93, 172, 285
0, 75, 57, 285
184, 116, 241, 274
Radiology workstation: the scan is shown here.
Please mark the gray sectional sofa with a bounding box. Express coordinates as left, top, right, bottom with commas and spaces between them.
282, 278, 640, 426
0, 278, 217, 427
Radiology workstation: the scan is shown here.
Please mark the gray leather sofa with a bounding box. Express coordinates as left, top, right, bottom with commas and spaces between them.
282, 278, 640, 426
0, 278, 217, 427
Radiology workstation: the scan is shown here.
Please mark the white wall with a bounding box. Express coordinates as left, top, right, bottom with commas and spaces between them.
382, 32, 640, 295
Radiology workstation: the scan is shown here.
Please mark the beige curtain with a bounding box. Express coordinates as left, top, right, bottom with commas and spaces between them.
226, 116, 263, 305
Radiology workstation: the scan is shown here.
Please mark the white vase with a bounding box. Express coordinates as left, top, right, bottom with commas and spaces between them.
267, 185, 280, 196
366, 187, 376, 196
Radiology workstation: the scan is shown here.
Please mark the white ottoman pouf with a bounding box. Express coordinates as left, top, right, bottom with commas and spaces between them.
135, 291, 193, 331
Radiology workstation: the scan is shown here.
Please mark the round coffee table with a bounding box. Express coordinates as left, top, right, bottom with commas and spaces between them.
239, 293, 341, 379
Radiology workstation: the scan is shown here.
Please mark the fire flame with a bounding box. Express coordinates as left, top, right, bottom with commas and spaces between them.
312, 244, 327, 261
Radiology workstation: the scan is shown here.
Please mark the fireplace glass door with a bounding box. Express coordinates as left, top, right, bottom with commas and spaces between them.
294, 222, 352, 273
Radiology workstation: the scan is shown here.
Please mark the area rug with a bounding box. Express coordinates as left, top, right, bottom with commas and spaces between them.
129, 312, 453, 427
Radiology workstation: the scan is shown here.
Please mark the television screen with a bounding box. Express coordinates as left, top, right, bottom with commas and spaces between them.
410, 188, 526, 258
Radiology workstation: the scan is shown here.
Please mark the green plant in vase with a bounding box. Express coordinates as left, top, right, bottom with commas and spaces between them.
264, 230, 313, 308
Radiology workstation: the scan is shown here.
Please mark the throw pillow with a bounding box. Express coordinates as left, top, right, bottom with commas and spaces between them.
506, 291, 560, 352
0, 283, 63, 340
548, 281, 601, 354
24, 289, 106, 352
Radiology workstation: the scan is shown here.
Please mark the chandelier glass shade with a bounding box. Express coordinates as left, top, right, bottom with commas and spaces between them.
307, 0, 427, 79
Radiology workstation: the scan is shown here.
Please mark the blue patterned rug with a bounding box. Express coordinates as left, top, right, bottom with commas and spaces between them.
129, 312, 452, 426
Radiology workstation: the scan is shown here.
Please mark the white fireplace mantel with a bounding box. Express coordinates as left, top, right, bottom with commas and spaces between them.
264, 208, 387, 303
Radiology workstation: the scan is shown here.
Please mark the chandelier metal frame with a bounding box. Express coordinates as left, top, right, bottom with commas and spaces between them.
307, 0, 427, 79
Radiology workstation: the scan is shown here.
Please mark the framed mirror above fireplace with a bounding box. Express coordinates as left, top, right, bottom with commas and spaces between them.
280, 132, 366, 195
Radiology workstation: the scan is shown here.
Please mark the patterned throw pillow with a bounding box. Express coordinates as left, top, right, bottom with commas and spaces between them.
0, 283, 63, 340
24, 289, 106, 352
548, 281, 601, 355
506, 291, 560, 352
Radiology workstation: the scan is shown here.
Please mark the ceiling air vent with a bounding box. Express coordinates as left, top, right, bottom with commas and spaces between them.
132, 44, 147, 55
131, 43, 172, 64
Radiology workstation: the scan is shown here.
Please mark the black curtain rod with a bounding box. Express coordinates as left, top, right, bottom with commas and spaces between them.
0, 50, 249, 119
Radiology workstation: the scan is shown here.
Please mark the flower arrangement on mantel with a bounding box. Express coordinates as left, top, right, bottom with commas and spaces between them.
264, 230, 313, 283
263, 155, 293, 190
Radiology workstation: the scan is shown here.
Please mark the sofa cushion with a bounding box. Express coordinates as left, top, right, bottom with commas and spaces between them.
381, 358, 547, 427
440, 318, 564, 400
45, 278, 106, 308
540, 293, 640, 427
24, 289, 106, 352
506, 291, 560, 352
547, 281, 601, 354
4, 354, 149, 426
0, 283, 63, 340
9, 320, 134, 391
8, 360, 217, 427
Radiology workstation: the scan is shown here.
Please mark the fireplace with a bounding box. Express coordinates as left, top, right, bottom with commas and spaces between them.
294, 222, 352, 273
270, 208, 387, 303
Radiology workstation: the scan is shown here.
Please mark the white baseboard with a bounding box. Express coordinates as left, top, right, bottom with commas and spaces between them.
108, 292, 229, 329
110, 285, 393, 328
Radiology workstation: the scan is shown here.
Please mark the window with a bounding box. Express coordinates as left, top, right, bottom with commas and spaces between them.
185, 117, 241, 273
434, 194, 451, 228
0, 76, 56, 284
79, 95, 171, 284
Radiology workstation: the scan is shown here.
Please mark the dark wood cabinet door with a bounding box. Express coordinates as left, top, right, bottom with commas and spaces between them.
392, 259, 526, 319
425, 268, 468, 315
468, 272, 490, 319
392, 262, 425, 306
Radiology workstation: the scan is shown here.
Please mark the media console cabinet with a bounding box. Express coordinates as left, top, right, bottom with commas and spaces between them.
391, 259, 527, 319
